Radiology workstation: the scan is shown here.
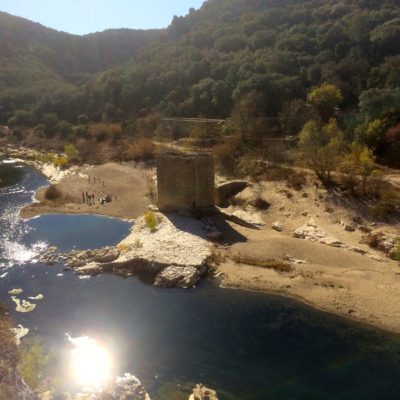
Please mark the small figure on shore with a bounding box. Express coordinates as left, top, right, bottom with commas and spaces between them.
82, 191, 85, 204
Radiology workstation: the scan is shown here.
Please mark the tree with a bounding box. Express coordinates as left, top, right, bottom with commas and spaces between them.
231, 91, 269, 145
42, 113, 58, 137
385, 122, 400, 167
340, 141, 378, 195
299, 118, 343, 185
278, 99, 311, 135
307, 84, 343, 121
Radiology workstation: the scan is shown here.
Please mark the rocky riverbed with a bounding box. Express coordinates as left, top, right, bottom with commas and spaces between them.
39, 212, 217, 288
38, 379, 219, 400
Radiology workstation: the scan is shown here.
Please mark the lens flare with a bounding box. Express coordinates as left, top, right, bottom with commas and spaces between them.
67, 334, 112, 390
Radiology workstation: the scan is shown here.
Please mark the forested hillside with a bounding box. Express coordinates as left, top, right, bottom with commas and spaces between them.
0, 11, 161, 119
0, 0, 399, 164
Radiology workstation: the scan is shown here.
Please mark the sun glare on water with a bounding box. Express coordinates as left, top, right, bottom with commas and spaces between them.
67, 334, 113, 390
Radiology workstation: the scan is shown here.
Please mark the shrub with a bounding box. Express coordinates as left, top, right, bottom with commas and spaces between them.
63, 143, 78, 162
287, 171, 307, 190
144, 211, 158, 231
370, 199, 398, 220
89, 123, 122, 142
128, 137, 156, 162
117, 243, 127, 252
213, 137, 240, 175
237, 156, 267, 178
19, 337, 52, 390
392, 240, 400, 262
45, 184, 62, 200
370, 186, 400, 220
53, 155, 69, 169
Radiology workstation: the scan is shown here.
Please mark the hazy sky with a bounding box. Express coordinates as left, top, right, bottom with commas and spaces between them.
0, 0, 205, 35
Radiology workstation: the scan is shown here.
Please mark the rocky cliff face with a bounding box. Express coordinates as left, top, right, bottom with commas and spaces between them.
0, 303, 34, 400
38, 373, 150, 400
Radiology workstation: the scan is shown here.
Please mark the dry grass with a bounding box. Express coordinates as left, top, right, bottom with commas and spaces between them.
213, 138, 239, 175
232, 253, 293, 273
89, 123, 122, 143
128, 137, 156, 162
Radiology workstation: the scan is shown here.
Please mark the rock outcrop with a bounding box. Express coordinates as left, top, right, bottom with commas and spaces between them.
215, 180, 248, 206
294, 220, 386, 260
0, 303, 34, 400
38, 373, 150, 400
154, 265, 202, 288
39, 213, 213, 288
361, 231, 399, 260
189, 384, 219, 400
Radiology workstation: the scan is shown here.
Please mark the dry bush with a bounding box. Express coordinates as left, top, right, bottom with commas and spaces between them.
287, 171, 307, 190
213, 137, 240, 175
128, 137, 156, 162
262, 165, 294, 181
144, 211, 158, 231
232, 253, 293, 273
237, 156, 267, 178
44, 184, 62, 200
370, 198, 399, 220
89, 123, 122, 143
369, 184, 400, 221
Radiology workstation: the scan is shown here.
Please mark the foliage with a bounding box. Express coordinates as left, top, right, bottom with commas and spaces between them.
63, 143, 78, 162
128, 137, 156, 162
0, 303, 19, 398
18, 337, 52, 390
369, 185, 400, 220
340, 141, 379, 194
392, 239, 400, 262
88, 123, 122, 142
53, 155, 69, 168
370, 198, 399, 220
213, 137, 240, 175
144, 211, 158, 231
307, 84, 343, 121
44, 184, 62, 200
0, 0, 399, 167
299, 118, 343, 185
385, 122, 400, 167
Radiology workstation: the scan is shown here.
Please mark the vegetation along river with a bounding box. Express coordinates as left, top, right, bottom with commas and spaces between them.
1, 161, 400, 400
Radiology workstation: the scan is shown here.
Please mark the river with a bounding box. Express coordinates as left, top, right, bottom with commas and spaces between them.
1, 160, 400, 400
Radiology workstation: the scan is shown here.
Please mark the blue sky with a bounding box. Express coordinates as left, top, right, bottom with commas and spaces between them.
0, 0, 205, 35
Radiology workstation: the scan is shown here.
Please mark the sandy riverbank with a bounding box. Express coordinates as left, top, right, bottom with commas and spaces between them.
215, 179, 400, 333
7, 147, 400, 333
20, 162, 152, 220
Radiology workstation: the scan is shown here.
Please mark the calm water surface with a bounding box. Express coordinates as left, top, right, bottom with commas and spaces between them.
1, 161, 400, 400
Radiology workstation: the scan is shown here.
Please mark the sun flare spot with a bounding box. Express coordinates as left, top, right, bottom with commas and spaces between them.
67, 334, 112, 389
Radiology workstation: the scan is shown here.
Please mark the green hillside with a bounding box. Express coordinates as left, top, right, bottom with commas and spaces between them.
0, 0, 399, 164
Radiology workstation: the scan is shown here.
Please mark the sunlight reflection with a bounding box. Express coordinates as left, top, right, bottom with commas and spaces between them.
67, 334, 113, 390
